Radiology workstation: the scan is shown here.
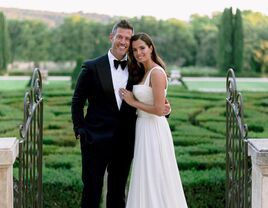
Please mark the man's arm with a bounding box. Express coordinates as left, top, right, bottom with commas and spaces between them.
71, 64, 89, 138
164, 99, 171, 118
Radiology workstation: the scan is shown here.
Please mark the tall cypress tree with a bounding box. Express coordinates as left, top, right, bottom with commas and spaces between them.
233, 9, 244, 72
0, 12, 10, 73
218, 8, 233, 72
218, 7, 244, 72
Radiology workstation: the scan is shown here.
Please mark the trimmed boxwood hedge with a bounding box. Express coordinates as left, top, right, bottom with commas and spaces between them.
1, 82, 268, 207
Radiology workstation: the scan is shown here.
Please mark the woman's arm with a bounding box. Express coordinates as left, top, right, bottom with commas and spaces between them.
120, 69, 167, 116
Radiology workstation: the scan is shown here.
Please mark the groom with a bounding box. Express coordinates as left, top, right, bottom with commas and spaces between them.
71, 19, 137, 208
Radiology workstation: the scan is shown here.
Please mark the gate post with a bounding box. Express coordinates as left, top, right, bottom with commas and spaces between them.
0, 138, 18, 208
248, 139, 268, 208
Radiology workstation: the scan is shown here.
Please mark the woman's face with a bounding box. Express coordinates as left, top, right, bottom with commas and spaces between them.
131, 39, 152, 64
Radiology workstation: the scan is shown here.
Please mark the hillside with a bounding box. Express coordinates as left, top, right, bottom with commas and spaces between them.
0, 7, 113, 27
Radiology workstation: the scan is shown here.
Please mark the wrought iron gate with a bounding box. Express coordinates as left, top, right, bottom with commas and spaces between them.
14, 68, 43, 208
225, 68, 251, 208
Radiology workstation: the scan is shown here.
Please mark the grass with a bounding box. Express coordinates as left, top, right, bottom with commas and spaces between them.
0, 79, 70, 92
0, 80, 29, 91
2, 76, 268, 92
180, 78, 268, 92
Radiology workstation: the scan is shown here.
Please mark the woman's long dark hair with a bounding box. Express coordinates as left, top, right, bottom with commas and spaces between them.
128, 32, 166, 84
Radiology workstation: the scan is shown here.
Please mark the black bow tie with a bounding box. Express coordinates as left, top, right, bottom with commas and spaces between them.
114, 59, 127, 70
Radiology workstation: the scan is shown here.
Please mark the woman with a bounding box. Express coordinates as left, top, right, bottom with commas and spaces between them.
119, 32, 188, 208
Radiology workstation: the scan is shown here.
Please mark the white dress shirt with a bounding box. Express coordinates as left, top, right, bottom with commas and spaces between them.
108, 50, 129, 109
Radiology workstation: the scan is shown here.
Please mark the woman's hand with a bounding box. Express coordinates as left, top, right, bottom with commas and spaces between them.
119, 88, 136, 106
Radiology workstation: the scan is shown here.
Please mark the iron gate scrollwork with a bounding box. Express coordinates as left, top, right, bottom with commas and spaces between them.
14, 68, 43, 208
226, 68, 251, 208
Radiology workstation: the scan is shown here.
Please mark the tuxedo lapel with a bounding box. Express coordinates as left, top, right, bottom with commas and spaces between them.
96, 55, 119, 111
125, 75, 133, 91
120, 73, 133, 111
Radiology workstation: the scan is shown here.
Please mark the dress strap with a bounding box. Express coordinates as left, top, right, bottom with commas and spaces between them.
144, 66, 168, 89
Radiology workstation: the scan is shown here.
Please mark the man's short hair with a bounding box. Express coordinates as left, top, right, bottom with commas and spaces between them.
111, 19, 134, 34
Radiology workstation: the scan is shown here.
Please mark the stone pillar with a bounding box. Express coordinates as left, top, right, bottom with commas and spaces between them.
0, 138, 19, 208
248, 139, 268, 208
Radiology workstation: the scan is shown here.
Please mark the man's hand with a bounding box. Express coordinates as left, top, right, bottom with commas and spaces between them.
76, 128, 95, 144
164, 99, 171, 116
76, 128, 87, 140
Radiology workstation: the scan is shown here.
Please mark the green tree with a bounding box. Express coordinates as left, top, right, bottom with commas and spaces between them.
7, 19, 50, 66
52, 16, 95, 61
195, 26, 218, 66
233, 9, 244, 72
164, 19, 196, 66
190, 15, 219, 66
131, 16, 196, 66
217, 7, 233, 72
7, 20, 23, 62
22, 20, 50, 67
217, 8, 244, 72
242, 11, 268, 72
218, 8, 244, 72
0, 12, 10, 73
253, 40, 268, 75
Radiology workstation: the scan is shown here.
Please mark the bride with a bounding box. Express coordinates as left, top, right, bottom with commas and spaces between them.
120, 32, 188, 208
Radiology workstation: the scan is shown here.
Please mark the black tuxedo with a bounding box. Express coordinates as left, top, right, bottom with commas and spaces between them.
71, 54, 137, 208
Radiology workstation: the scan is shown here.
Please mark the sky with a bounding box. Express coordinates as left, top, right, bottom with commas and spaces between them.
1, 0, 268, 21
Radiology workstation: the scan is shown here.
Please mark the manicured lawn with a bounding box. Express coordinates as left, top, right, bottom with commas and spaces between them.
182, 78, 268, 92
0, 80, 29, 91
0, 79, 70, 91
2, 76, 268, 92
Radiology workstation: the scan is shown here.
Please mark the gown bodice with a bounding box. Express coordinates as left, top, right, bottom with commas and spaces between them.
133, 66, 167, 118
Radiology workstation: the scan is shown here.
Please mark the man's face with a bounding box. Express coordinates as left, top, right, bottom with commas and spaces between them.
110, 27, 133, 60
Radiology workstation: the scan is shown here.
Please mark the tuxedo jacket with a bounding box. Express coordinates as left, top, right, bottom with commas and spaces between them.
71, 54, 137, 144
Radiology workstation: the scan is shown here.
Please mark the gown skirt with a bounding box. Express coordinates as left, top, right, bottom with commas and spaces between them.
126, 69, 188, 208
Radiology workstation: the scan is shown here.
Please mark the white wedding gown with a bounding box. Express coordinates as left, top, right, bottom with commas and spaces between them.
126, 67, 188, 208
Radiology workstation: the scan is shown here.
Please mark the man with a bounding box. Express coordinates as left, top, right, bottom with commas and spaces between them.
72, 19, 136, 208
